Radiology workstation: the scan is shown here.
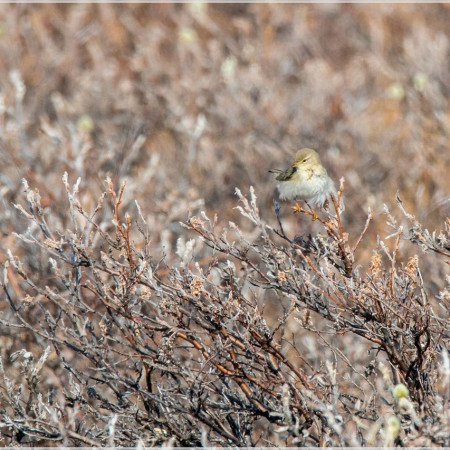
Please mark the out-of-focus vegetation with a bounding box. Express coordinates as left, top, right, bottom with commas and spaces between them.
0, 4, 449, 446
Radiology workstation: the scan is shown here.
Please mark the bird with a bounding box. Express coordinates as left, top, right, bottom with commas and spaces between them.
269, 148, 339, 210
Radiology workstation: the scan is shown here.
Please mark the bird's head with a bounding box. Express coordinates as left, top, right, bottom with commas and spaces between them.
293, 148, 322, 170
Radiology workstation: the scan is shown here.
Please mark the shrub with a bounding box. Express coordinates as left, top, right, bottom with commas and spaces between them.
1, 178, 448, 446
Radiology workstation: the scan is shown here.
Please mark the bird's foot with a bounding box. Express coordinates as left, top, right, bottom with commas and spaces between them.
304, 201, 317, 221
292, 203, 302, 213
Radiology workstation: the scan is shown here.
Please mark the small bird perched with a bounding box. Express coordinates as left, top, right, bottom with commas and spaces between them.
269, 148, 338, 210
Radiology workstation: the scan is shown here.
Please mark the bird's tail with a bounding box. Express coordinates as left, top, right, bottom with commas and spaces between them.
268, 169, 282, 174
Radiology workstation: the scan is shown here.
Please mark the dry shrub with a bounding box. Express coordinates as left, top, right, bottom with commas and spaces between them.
0, 3, 449, 447
0, 178, 448, 446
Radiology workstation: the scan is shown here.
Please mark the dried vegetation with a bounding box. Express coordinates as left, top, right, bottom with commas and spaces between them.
0, 4, 449, 447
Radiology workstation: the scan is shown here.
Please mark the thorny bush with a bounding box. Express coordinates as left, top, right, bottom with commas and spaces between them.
0, 175, 448, 447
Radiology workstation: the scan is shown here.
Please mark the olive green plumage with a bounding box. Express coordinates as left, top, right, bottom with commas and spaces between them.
269, 148, 338, 209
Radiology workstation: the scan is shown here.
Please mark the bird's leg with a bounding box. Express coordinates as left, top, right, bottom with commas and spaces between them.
305, 201, 318, 221
273, 199, 292, 244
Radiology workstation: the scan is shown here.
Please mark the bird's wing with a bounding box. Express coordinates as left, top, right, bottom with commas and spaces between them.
269, 166, 296, 181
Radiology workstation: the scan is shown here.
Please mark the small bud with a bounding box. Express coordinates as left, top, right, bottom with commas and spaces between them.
387, 82, 405, 100
393, 383, 409, 400
77, 114, 94, 132
413, 72, 428, 92
179, 27, 197, 43
385, 415, 400, 444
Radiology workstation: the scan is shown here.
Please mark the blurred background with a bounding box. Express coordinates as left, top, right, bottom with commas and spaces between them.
0, 2, 449, 281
